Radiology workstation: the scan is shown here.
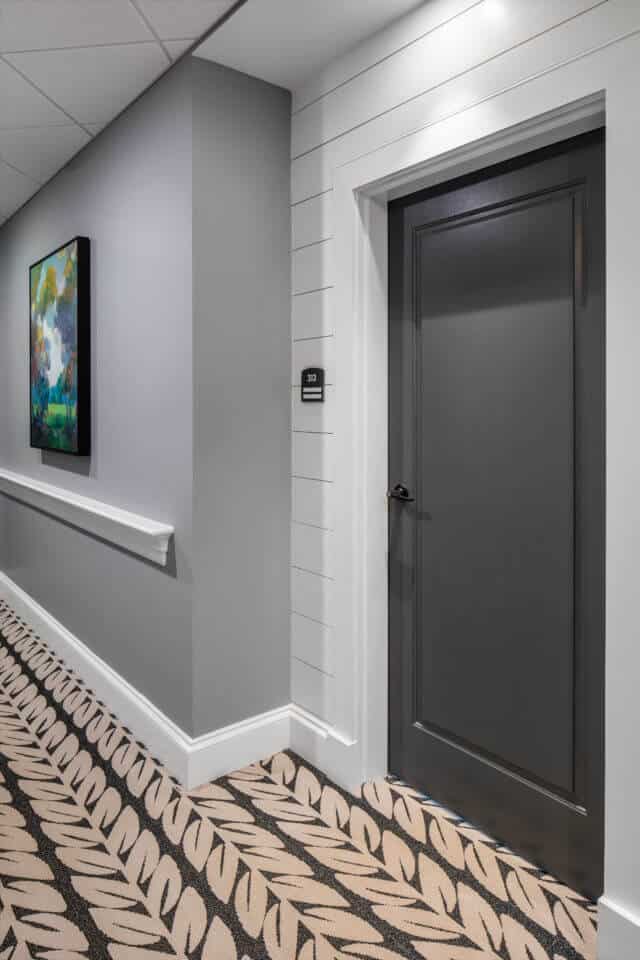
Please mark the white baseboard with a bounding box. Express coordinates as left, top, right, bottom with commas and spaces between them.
189, 705, 291, 787
599, 896, 640, 960
0, 571, 196, 781
290, 704, 361, 793
0, 571, 355, 789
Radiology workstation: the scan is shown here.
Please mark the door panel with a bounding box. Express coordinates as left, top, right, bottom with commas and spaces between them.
388, 130, 605, 898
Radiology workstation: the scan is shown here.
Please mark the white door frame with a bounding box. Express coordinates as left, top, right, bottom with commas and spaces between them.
331, 88, 606, 779
324, 31, 640, 958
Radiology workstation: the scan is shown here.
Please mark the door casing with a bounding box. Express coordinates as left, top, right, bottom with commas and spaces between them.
327, 94, 606, 787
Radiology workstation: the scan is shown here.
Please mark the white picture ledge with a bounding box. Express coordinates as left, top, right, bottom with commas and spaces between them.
0, 467, 174, 567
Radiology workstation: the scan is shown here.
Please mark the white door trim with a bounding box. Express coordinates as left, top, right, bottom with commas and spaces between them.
330, 89, 605, 780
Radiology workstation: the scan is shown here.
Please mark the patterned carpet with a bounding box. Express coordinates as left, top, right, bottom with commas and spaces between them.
0, 599, 596, 960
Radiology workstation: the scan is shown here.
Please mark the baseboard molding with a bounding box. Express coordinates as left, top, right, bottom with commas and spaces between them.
599, 896, 640, 960
189, 705, 291, 787
0, 571, 356, 789
0, 570, 198, 782
290, 704, 361, 793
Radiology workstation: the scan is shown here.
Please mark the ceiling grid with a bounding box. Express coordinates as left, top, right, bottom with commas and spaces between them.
0, 0, 237, 223
0, 0, 424, 224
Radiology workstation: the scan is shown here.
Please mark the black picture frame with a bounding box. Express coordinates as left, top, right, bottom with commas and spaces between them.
29, 236, 91, 456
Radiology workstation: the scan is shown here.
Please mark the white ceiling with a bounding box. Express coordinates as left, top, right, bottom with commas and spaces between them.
195, 0, 423, 93
0, 0, 237, 225
0, 0, 425, 227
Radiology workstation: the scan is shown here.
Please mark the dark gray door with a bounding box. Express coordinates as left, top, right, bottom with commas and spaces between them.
388, 130, 605, 898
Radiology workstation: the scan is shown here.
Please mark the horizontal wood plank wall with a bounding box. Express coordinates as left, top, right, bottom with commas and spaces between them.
288, 0, 640, 725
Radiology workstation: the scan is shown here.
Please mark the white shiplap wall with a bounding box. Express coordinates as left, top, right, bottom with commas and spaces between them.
287, 6, 640, 954
289, 0, 638, 723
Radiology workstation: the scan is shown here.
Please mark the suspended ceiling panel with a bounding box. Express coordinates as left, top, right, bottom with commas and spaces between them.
0, 0, 425, 225
0, 0, 237, 224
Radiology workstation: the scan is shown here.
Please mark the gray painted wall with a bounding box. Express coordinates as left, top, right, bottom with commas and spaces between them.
191, 58, 291, 735
0, 61, 195, 732
0, 55, 292, 740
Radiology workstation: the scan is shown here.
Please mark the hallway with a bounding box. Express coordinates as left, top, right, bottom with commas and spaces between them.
3, 2, 640, 957
0, 600, 595, 960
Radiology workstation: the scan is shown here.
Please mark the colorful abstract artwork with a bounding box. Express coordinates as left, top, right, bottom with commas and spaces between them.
30, 237, 90, 455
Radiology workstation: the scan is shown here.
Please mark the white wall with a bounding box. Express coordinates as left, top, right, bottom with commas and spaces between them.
287, 2, 640, 957
289, 0, 621, 728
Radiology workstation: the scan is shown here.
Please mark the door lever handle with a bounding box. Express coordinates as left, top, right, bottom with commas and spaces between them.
387, 483, 415, 503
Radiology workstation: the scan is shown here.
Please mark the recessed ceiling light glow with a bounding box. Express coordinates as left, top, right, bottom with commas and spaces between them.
484, 0, 506, 21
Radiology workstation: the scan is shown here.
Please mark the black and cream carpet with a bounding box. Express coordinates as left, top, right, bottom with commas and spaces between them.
0, 598, 596, 960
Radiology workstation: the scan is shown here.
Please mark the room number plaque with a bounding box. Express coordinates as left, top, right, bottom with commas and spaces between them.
301, 367, 325, 403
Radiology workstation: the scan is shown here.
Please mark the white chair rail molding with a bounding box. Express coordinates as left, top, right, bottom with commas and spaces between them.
0, 467, 174, 567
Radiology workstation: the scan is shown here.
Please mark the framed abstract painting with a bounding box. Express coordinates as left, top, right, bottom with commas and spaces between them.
29, 236, 90, 456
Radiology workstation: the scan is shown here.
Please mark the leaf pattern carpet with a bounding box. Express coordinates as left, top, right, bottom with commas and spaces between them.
0, 598, 597, 960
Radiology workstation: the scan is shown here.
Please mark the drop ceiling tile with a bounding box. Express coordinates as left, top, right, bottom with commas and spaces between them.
5, 43, 169, 124
0, 159, 38, 219
134, 0, 237, 39
0, 59, 70, 127
0, 124, 90, 183
0, 1, 153, 52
